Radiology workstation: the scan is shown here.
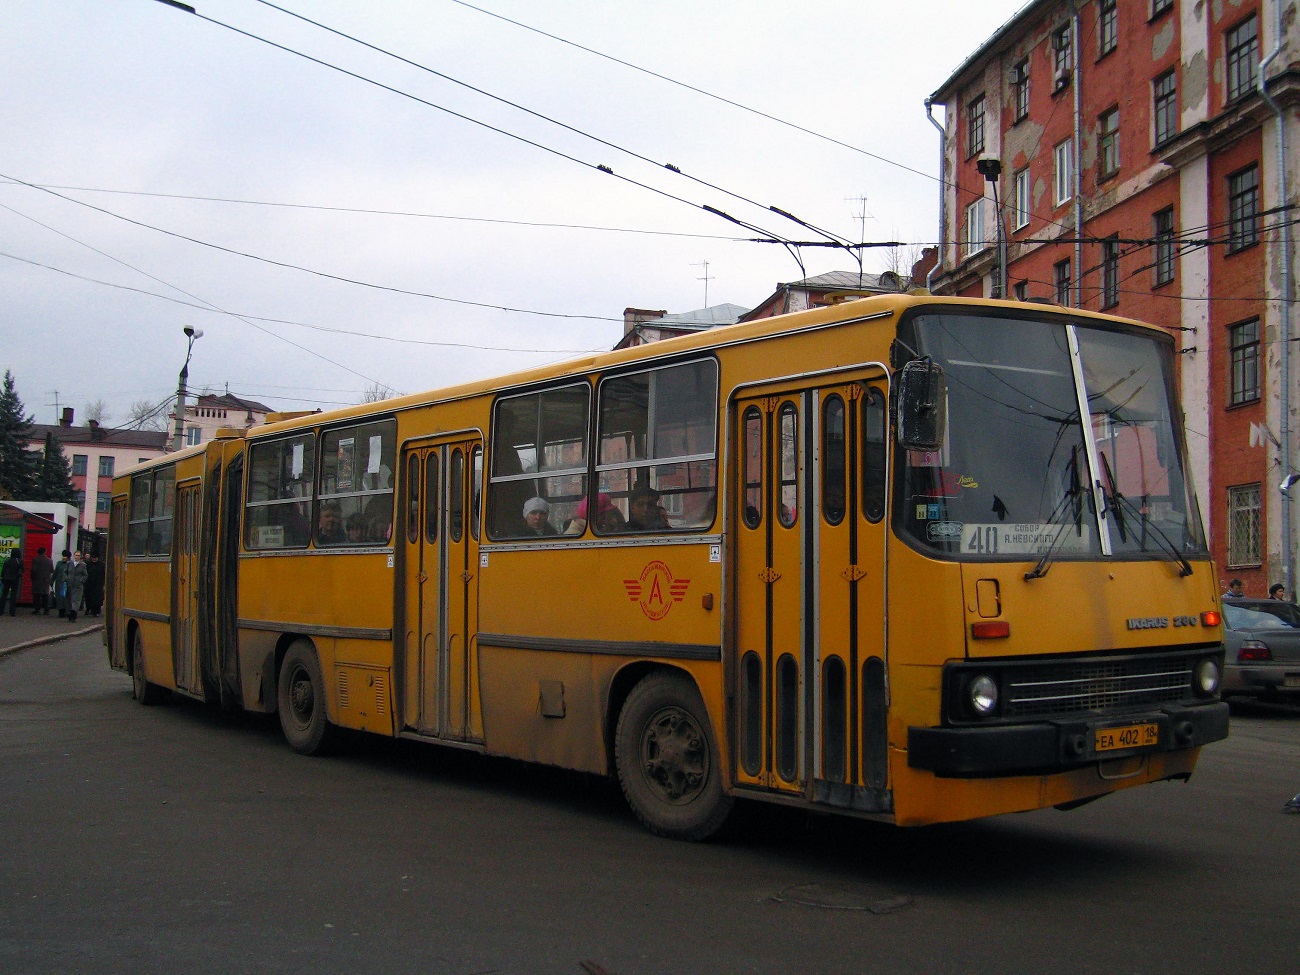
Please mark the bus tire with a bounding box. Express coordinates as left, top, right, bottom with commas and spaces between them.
615, 671, 732, 841
277, 640, 336, 755
130, 629, 165, 706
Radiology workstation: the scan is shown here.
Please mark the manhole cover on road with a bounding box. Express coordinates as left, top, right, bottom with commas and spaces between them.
771, 883, 914, 914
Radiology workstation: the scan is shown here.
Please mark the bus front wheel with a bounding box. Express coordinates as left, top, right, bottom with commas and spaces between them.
614, 672, 732, 841
277, 640, 336, 755
130, 630, 165, 706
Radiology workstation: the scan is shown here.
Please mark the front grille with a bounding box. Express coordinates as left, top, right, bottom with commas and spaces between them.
1002, 654, 1194, 719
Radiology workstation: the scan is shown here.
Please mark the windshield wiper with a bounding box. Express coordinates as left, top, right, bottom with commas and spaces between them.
1025, 448, 1086, 581
1106, 489, 1194, 577
1097, 452, 1192, 576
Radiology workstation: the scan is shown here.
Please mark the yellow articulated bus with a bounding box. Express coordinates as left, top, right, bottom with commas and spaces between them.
107, 293, 1229, 839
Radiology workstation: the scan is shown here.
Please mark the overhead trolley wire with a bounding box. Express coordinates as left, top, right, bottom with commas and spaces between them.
149, 0, 832, 262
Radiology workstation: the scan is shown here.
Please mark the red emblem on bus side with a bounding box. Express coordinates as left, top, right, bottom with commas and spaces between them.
623, 561, 690, 621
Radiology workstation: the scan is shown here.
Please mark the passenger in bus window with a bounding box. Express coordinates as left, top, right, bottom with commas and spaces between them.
317, 500, 347, 545
565, 493, 624, 534
628, 486, 669, 531
346, 513, 368, 544
523, 497, 558, 536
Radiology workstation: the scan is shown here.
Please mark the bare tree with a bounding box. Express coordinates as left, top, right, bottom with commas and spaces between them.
359, 383, 392, 404
875, 243, 929, 286
126, 399, 166, 431
83, 398, 110, 424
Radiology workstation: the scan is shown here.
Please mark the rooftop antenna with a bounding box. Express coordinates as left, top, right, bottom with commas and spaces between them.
692, 260, 713, 307
46, 391, 60, 424
846, 195, 873, 286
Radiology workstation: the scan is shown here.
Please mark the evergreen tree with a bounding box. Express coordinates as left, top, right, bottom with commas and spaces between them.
0, 371, 39, 501
37, 431, 76, 504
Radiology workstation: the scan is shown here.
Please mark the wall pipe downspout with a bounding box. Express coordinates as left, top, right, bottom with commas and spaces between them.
1258, 0, 1295, 591
1070, 1, 1083, 308
925, 97, 946, 292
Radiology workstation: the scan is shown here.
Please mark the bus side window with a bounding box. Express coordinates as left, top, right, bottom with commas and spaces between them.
778, 402, 798, 528
424, 452, 439, 544
406, 454, 420, 544
487, 384, 589, 539
822, 395, 846, 525
862, 387, 887, 522
743, 407, 762, 529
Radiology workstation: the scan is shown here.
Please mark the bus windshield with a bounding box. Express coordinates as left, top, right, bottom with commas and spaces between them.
897, 310, 1206, 563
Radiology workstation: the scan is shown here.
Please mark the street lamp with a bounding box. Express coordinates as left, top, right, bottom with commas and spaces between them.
977, 157, 1009, 300
170, 326, 204, 452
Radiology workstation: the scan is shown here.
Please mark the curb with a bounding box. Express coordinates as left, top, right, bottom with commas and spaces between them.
0, 624, 104, 659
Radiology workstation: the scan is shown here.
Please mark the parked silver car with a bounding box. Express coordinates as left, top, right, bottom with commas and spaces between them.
1221, 598, 1300, 700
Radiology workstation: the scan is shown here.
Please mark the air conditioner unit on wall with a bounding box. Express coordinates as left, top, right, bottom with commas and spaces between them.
1053, 68, 1071, 92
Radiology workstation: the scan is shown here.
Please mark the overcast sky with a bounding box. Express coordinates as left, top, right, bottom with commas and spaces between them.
2, 0, 1027, 428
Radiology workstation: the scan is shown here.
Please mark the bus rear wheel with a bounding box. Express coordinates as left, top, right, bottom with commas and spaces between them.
130, 630, 165, 706
615, 672, 732, 841
277, 640, 336, 755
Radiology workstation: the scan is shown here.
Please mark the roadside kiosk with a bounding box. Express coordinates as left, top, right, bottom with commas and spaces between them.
0, 503, 64, 605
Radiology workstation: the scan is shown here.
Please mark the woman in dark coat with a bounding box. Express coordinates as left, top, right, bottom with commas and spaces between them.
84, 552, 106, 617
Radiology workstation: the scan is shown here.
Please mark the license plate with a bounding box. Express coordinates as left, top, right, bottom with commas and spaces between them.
1285, 675, 1300, 689
1095, 722, 1159, 752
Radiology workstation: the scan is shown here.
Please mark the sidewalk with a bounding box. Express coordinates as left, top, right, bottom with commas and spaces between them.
0, 609, 104, 657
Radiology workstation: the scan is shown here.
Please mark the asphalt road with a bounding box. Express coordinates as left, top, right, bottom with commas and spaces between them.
2, 634, 1297, 975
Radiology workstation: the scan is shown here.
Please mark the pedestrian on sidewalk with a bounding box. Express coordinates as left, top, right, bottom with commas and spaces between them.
66, 551, 88, 624
52, 550, 70, 617
0, 548, 23, 616
29, 547, 54, 615
84, 552, 105, 618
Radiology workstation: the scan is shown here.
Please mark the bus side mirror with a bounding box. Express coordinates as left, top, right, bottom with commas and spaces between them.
897, 359, 947, 451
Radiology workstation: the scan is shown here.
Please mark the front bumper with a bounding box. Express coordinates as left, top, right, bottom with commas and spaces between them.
907, 701, 1229, 778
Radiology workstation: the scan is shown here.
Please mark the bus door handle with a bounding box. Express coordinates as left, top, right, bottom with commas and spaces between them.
419, 572, 429, 584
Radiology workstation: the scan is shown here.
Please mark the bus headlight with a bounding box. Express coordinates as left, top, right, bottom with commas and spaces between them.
967, 674, 999, 716
1193, 658, 1221, 696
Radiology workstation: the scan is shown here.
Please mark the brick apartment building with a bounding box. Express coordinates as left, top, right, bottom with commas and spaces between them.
929, 0, 1297, 596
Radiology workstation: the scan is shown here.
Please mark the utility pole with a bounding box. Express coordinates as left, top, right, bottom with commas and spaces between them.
171, 327, 203, 452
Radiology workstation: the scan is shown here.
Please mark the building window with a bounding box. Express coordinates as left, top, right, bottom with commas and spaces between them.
1013, 280, 1028, 301
1229, 318, 1261, 406
185, 427, 202, 446
1098, 108, 1120, 179
96, 491, 112, 514
1054, 139, 1073, 205
1151, 0, 1173, 17
1153, 207, 1176, 287
1054, 259, 1072, 306
74, 490, 86, 513
1013, 168, 1030, 229
1227, 164, 1260, 253
1101, 236, 1121, 308
1099, 0, 1118, 57
963, 198, 986, 258
1226, 15, 1259, 103
1012, 60, 1030, 121
1227, 483, 1262, 568
1153, 70, 1178, 146
967, 94, 986, 157
97, 456, 114, 478
1053, 24, 1073, 84
72, 454, 88, 477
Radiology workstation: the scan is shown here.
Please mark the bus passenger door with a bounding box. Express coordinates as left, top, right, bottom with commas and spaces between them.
734, 393, 807, 796
733, 379, 889, 804
401, 439, 482, 742
172, 482, 202, 694
812, 382, 890, 805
